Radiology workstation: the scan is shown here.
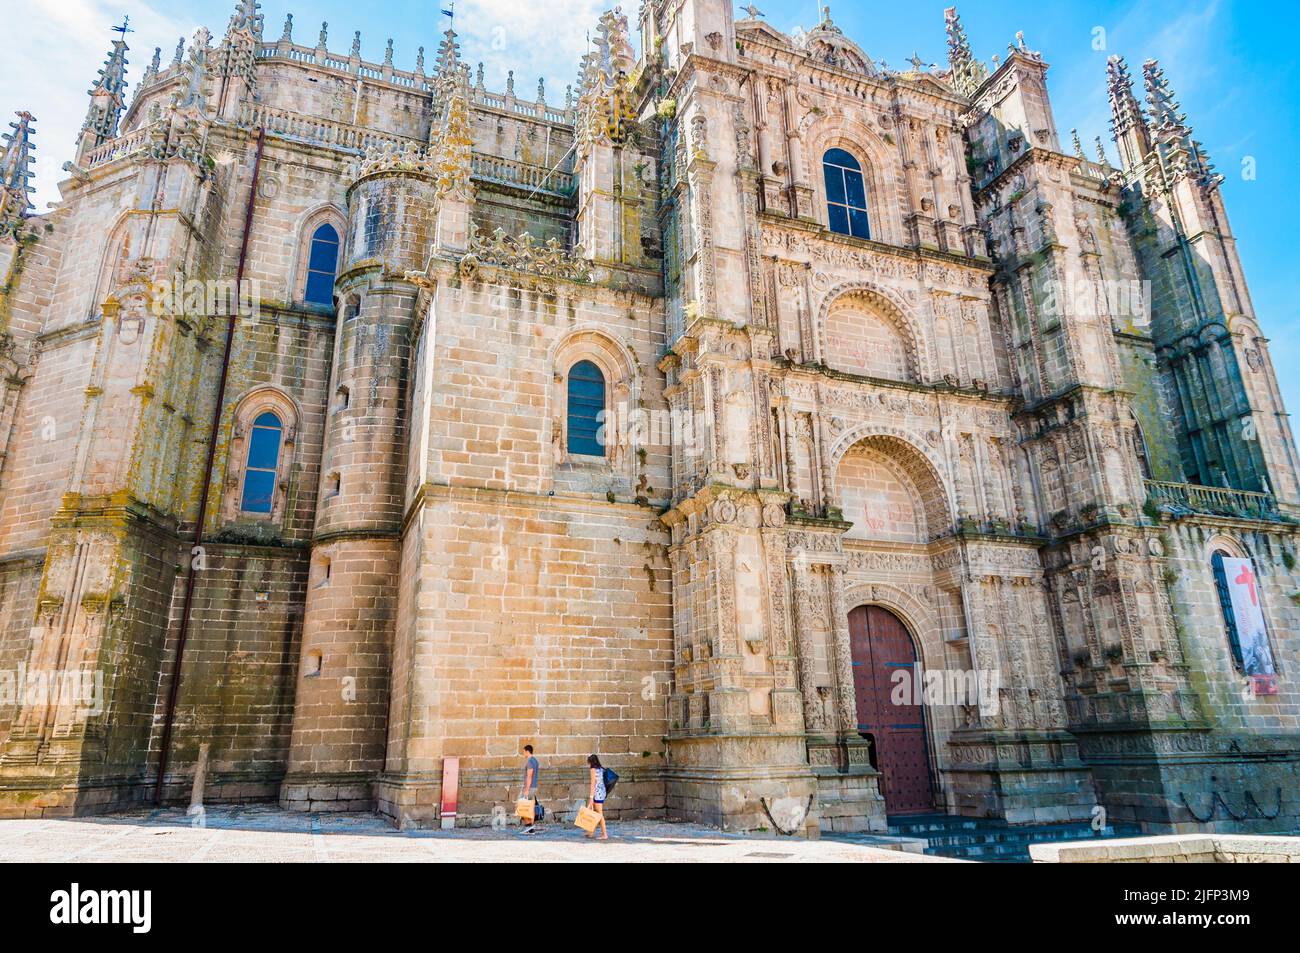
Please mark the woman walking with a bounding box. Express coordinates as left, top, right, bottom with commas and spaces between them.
586, 754, 609, 840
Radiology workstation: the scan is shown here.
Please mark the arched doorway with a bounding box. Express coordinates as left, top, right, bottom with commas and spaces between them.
849, 605, 935, 815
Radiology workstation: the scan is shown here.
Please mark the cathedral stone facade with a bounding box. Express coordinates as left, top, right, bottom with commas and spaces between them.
0, 2, 1296, 835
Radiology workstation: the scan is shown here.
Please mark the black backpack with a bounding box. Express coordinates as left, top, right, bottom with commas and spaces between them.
603, 767, 619, 795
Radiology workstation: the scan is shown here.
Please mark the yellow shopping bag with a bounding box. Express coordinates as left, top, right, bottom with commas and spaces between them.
515, 798, 535, 823
574, 806, 600, 832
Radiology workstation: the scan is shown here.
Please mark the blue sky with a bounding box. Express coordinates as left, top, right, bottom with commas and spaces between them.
2, 0, 1295, 434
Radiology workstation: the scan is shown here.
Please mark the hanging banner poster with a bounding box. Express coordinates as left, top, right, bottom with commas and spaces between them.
1218, 557, 1277, 692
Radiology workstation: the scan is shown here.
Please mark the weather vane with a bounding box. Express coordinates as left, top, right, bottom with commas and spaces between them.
112, 15, 133, 37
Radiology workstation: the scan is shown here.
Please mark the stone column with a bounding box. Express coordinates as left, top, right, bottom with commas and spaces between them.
828, 565, 858, 735
790, 561, 824, 733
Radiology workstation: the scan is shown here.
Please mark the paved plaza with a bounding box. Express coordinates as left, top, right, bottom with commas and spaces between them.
0, 806, 957, 863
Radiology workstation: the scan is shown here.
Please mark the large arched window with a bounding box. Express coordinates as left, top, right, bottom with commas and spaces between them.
567, 360, 606, 457
823, 148, 870, 240
241, 412, 284, 514
303, 223, 340, 306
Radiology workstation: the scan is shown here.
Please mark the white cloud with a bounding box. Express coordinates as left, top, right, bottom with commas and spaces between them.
0, 0, 629, 207
450, 0, 610, 100
0, 0, 196, 207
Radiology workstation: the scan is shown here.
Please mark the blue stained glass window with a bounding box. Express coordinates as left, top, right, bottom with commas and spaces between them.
304, 224, 340, 307
823, 148, 871, 240
240, 412, 283, 514
567, 361, 606, 457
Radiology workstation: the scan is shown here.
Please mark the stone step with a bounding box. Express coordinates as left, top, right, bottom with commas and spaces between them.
879, 815, 1143, 862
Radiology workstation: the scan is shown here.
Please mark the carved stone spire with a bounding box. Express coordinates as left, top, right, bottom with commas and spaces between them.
428, 48, 473, 203
139, 47, 162, 90
173, 29, 214, 117
217, 0, 262, 108
80, 20, 130, 153
0, 111, 36, 233
1143, 59, 1220, 189
1071, 128, 1084, 159
171, 37, 185, 67
434, 24, 460, 77
944, 6, 987, 97
575, 7, 637, 145
1107, 55, 1150, 171
1143, 58, 1191, 143
281, 13, 294, 44
228, 0, 264, 39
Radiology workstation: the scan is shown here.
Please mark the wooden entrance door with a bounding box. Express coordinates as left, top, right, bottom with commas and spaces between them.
849, 605, 935, 815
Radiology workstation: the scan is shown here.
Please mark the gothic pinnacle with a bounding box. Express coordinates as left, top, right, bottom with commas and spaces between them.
1106, 55, 1143, 132
944, 6, 987, 97
140, 47, 162, 89
1143, 58, 1191, 142
81, 20, 131, 149
434, 25, 461, 77
228, 0, 264, 41
0, 111, 37, 220
1142, 59, 1218, 188
1106, 53, 1152, 170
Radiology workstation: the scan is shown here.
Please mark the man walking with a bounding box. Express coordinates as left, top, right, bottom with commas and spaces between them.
519, 744, 540, 835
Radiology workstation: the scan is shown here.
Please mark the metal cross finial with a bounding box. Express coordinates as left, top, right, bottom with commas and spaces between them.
112, 15, 133, 36
742, 4, 765, 18
908, 52, 926, 71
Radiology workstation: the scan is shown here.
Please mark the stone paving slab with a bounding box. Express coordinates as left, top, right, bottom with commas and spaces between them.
0, 806, 960, 863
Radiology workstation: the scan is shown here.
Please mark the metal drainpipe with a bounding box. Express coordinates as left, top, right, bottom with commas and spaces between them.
154, 127, 266, 805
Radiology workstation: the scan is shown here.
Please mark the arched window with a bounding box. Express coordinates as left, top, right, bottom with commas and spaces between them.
240, 412, 284, 514
567, 360, 606, 457
303, 224, 340, 306
823, 148, 870, 240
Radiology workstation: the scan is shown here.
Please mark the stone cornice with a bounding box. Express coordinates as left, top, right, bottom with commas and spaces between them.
761, 214, 993, 270
734, 34, 970, 113
403, 481, 668, 537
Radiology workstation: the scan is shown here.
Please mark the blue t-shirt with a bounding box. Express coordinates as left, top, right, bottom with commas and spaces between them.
522, 756, 539, 793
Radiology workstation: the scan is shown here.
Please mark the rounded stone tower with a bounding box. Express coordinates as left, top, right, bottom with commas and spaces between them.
279, 158, 440, 811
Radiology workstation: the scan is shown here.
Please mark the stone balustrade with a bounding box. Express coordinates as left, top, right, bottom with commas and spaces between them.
237, 102, 418, 154
1146, 480, 1283, 521
83, 123, 157, 169
470, 154, 575, 196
